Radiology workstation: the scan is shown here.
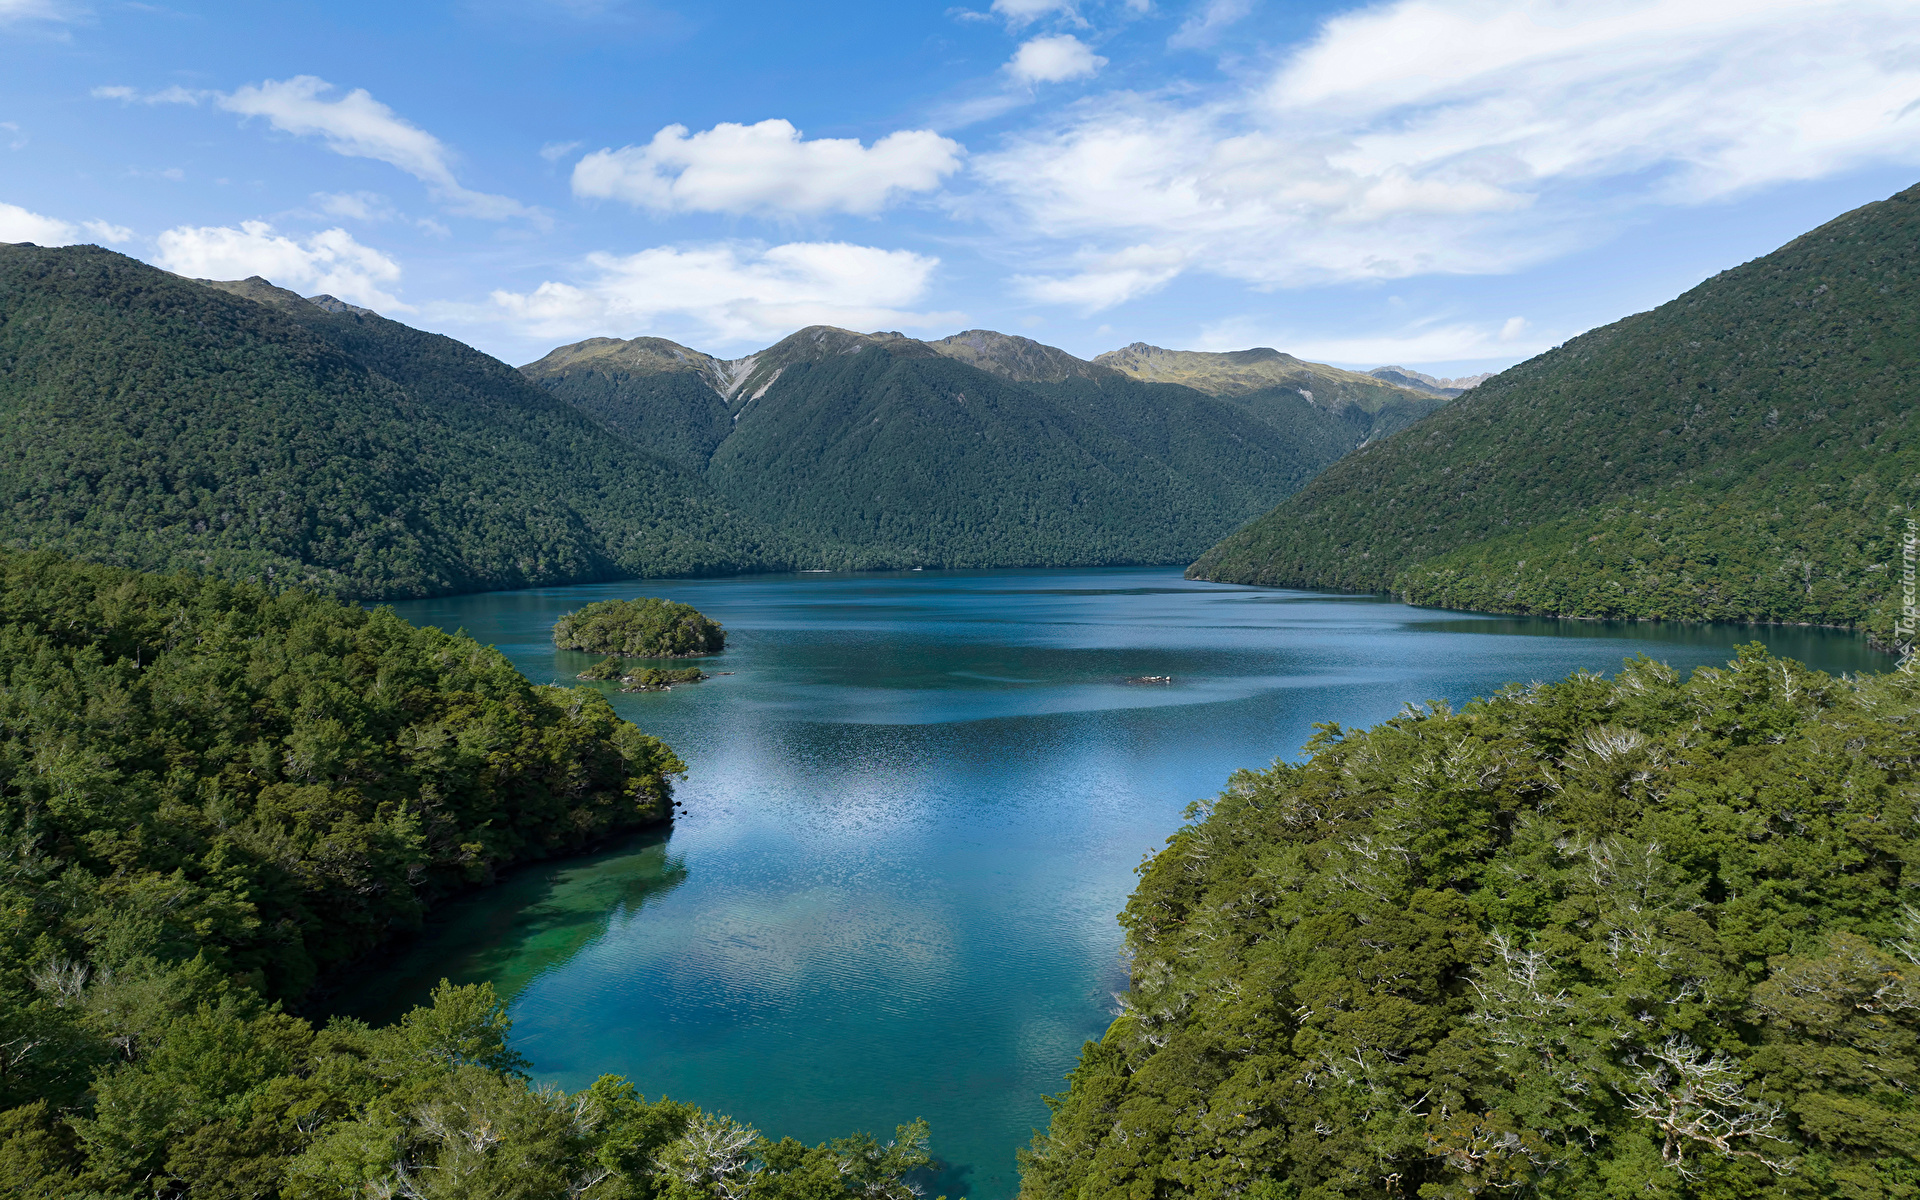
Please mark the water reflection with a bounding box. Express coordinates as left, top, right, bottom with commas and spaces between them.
353, 568, 1883, 1200
334, 831, 688, 1025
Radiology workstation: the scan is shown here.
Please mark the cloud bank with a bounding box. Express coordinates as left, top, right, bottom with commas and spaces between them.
573, 120, 964, 217
488, 240, 958, 346
981, 0, 1920, 308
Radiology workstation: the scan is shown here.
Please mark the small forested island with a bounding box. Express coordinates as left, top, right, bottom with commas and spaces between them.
0, 551, 933, 1198
1022, 646, 1920, 1200
580, 657, 711, 691
554, 597, 727, 658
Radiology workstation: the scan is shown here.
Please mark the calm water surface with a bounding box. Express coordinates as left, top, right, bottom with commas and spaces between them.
340, 568, 1884, 1199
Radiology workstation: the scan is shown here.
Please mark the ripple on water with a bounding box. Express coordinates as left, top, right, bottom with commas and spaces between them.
336, 567, 1885, 1200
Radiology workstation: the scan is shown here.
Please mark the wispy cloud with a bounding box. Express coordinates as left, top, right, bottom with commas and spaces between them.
989, 0, 1080, 30
0, 0, 84, 27
573, 120, 964, 218
1168, 0, 1253, 49
217, 76, 535, 221
978, 0, 1920, 309
1197, 312, 1549, 368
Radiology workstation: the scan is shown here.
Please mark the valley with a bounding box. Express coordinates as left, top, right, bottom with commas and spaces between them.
5, 169, 1920, 1200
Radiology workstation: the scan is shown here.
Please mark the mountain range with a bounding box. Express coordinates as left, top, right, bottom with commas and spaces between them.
519, 325, 1445, 573
1192, 180, 1920, 643
0, 242, 1443, 596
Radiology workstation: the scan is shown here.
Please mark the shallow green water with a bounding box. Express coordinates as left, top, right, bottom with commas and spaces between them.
337, 567, 1884, 1199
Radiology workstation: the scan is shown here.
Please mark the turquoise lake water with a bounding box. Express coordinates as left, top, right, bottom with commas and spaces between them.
338, 567, 1886, 1199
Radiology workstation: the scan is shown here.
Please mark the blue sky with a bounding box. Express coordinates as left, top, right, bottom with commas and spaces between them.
4, 0, 1919, 374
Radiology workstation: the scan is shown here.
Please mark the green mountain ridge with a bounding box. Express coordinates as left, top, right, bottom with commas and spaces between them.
1190, 180, 1920, 644
0, 245, 791, 598
521, 325, 1447, 571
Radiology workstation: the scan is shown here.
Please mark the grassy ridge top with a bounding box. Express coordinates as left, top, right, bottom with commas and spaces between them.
0, 245, 788, 598
1093, 342, 1433, 412
1190, 182, 1920, 639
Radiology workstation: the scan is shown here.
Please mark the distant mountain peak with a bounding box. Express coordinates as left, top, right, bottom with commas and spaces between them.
199, 275, 375, 319
1092, 342, 1430, 412
1367, 365, 1494, 397
926, 329, 1110, 383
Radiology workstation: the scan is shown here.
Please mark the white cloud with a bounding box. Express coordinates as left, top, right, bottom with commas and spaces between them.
0, 0, 81, 24
1006, 34, 1106, 84
312, 190, 395, 220
151, 220, 408, 311
0, 201, 77, 243
216, 76, 532, 220
0, 202, 130, 245
1013, 243, 1186, 310
1169, 0, 1254, 48
92, 84, 208, 105
978, 0, 1920, 308
572, 119, 965, 217
2, 121, 24, 150
991, 0, 1078, 29
486, 240, 959, 347
539, 139, 582, 163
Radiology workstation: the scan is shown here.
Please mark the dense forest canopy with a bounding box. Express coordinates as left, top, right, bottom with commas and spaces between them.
520, 326, 1443, 572
1021, 645, 1920, 1200
554, 597, 726, 658
0, 550, 936, 1198
0, 247, 791, 600
1190, 181, 1920, 644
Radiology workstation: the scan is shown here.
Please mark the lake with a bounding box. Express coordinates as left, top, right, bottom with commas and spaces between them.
336, 567, 1885, 1199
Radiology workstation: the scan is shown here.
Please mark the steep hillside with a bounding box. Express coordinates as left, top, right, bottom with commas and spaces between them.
1023, 647, 1920, 1199
0, 246, 787, 597
1191, 182, 1920, 642
523, 326, 1433, 569
702, 328, 1337, 567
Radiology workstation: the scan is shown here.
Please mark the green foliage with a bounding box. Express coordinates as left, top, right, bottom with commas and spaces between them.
622, 667, 706, 692
1020, 646, 1920, 1200
0, 247, 791, 599
554, 597, 726, 657
0, 547, 684, 1027
1191, 182, 1920, 644
524, 327, 1433, 571
0, 552, 933, 1198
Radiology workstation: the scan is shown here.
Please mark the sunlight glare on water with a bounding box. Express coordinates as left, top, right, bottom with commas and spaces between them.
337, 567, 1885, 1199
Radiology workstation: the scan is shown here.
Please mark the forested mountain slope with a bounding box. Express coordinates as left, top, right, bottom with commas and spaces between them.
1190, 182, 1920, 641
0, 246, 788, 599
522, 326, 1441, 570
0, 550, 933, 1199
1022, 646, 1920, 1200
